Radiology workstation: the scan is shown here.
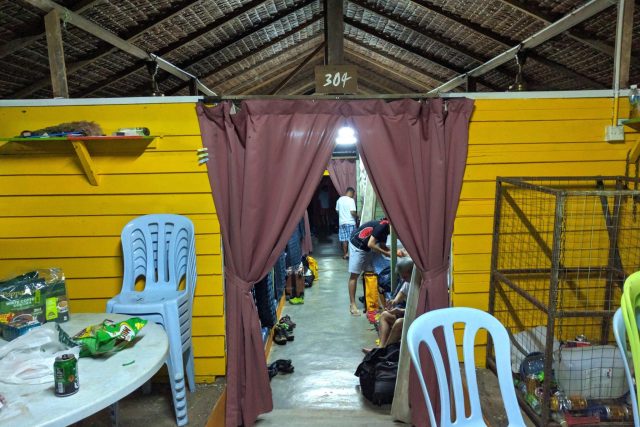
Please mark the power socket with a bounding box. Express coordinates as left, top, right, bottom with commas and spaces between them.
605, 125, 625, 142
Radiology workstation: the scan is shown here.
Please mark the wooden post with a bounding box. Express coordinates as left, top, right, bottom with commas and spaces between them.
323, 0, 344, 65
44, 9, 68, 97
617, 0, 635, 88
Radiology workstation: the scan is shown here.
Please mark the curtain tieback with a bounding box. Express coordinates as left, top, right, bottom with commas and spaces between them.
422, 263, 449, 281
225, 270, 254, 292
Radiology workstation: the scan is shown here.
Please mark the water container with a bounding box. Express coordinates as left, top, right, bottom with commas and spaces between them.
553, 345, 628, 399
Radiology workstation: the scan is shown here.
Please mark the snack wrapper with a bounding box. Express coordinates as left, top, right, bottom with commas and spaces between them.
71, 317, 147, 357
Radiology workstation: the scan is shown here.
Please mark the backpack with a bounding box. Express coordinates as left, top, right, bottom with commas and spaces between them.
354, 342, 400, 405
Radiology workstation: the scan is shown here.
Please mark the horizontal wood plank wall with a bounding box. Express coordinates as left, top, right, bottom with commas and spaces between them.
452, 97, 639, 365
0, 103, 224, 382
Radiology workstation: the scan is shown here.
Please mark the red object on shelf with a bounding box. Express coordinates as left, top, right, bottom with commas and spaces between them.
564, 413, 600, 426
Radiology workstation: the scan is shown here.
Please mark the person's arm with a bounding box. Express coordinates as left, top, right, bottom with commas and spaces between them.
350, 210, 358, 220
368, 235, 391, 257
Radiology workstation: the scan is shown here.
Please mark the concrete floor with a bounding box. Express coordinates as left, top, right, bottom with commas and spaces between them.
258, 235, 401, 426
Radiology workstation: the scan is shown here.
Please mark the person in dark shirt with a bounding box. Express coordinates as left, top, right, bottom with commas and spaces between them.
347, 218, 400, 315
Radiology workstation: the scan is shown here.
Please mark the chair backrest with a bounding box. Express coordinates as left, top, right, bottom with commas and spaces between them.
623, 271, 640, 416
121, 214, 196, 297
612, 308, 640, 427
407, 307, 525, 427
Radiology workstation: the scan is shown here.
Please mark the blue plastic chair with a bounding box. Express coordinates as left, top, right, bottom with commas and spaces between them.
107, 214, 197, 426
407, 307, 526, 427
613, 308, 640, 427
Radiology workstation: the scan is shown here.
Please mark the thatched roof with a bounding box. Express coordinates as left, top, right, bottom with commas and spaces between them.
0, 0, 638, 98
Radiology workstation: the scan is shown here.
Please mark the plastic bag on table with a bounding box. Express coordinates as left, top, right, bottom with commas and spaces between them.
0, 322, 79, 385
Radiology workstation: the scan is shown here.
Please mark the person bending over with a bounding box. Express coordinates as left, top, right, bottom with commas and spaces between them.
347, 218, 404, 315
336, 187, 358, 259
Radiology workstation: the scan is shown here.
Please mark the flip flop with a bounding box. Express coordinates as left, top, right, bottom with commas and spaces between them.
350, 304, 361, 316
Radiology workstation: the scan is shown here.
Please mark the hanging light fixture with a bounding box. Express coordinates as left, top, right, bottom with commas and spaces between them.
145, 60, 164, 96
508, 51, 528, 92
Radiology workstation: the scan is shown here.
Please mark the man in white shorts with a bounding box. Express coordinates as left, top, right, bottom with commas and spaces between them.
335, 187, 357, 259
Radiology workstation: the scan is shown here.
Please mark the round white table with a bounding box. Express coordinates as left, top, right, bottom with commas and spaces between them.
0, 313, 168, 427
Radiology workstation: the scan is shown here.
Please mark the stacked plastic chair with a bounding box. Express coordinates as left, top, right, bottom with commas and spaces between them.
621, 271, 640, 426
107, 214, 197, 426
612, 308, 639, 426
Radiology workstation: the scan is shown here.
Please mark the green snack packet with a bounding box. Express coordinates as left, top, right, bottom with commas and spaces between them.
72, 317, 147, 357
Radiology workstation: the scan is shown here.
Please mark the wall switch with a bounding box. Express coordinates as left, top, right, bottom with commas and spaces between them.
605, 125, 625, 142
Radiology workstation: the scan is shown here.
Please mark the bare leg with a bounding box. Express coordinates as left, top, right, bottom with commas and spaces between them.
385, 318, 404, 347
342, 241, 349, 258
349, 272, 360, 315
378, 311, 397, 347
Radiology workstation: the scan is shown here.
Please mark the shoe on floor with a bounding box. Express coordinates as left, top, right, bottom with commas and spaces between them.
273, 326, 287, 345
289, 296, 304, 305
279, 315, 296, 330
350, 304, 361, 316
277, 323, 294, 341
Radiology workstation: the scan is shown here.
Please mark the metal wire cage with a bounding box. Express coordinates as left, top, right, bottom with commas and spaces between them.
487, 176, 640, 426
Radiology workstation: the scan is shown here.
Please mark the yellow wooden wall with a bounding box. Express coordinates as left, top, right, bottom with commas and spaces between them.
452, 97, 639, 363
0, 103, 224, 382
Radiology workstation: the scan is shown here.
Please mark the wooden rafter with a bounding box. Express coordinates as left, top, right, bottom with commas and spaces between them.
616, 0, 635, 88
12, 0, 227, 98
408, 0, 607, 89
345, 63, 412, 93
498, 0, 623, 61
44, 9, 68, 98
0, 0, 101, 59
345, 49, 432, 92
166, 15, 324, 95
344, 17, 502, 91
324, 0, 344, 65
271, 42, 325, 94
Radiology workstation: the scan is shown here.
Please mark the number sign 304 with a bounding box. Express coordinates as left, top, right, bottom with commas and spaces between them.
314, 65, 358, 94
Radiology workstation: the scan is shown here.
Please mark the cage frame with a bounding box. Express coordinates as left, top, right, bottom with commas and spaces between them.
486, 175, 640, 427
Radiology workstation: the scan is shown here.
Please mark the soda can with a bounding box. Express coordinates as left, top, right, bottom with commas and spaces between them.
54, 353, 79, 396
566, 396, 587, 411
525, 374, 539, 394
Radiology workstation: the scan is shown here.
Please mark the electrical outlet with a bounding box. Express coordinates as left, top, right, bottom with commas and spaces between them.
605, 125, 625, 142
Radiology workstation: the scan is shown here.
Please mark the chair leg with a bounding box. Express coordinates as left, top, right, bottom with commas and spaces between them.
185, 344, 196, 393
163, 308, 189, 426
110, 402, 119, 427
167, 357, 188, 426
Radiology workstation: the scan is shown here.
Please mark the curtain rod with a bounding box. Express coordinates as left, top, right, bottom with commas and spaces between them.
200, 93, 440, 102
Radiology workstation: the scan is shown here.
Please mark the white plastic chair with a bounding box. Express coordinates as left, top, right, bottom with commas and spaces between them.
613, 308, 640, 427
107, 214, 197, 426
407, 307, 526, 427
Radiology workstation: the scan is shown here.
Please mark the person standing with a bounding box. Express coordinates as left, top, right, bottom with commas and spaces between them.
347, 218, 401, 316
318, 185, 331, 233
335, 187, 357, 259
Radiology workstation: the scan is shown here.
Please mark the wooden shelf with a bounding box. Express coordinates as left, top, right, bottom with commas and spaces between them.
622, 118, 640, 131
0, 135, 157, 185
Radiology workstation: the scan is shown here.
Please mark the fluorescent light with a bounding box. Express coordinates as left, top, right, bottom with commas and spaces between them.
336, 127, 357, 145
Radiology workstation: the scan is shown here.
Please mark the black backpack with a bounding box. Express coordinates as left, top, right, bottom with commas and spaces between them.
354, 342, 400, 405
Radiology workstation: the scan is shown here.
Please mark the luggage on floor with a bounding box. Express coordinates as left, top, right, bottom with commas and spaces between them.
307, 255, 318, 281
355, 342, 400, 405
363, 272, 381, 313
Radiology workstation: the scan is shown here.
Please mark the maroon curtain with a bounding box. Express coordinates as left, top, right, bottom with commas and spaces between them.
196, 100, 343, 426
327, 159, 356, 196
349, 98, 474, 427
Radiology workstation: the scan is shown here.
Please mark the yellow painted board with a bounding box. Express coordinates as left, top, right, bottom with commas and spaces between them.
193, 337, 225, 358
0, 214, 220, 238
470, 109, 614, 122
457, 201, 497, 217
0, 234, 220, 259
453, 254, 492, 273
453, 235, 493, 255
452, 293, 489, 311
0, 104, 202, 137
463, 161, 626, 182
472, 98, 613, 113
466, 146, 630, 165
0, 173, 211, 196
456, 346, 486, 365
454, 217, 494, 235
454, 328, 488, 345
192, 316, 226, 337
0, 151, 206, 175
194, 357, 226, 376
469, 120, 611, 144
0, 194, 216, 216
0, 135, 204, 155
69, 295, 223, 317
0, 254, 222, 279
65, 275, 223, 299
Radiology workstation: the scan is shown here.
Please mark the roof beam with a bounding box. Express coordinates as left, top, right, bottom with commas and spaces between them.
345, 63, 412, 93
76, 0, 291, 97
271, 42, 325, 94
345, 48, 433, 91
226, 44, 324, 94
324, 0, 344, 64
614, 0, 635, 89
15, 0, 215, 96
166, 14, 324, 95
148, 0, 318, 92
0, 0, 101, 59
430, 0, 617, 94
44, 9, 68, 97
12, 0, 225, 98
408, 0, 606, 88
499, 0, 622, 60
344, 17, 502, 91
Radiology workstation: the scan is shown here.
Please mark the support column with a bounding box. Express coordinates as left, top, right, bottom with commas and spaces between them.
44, 9, 69, 97
614, 0, 635, 88
324, 0, 344, 65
